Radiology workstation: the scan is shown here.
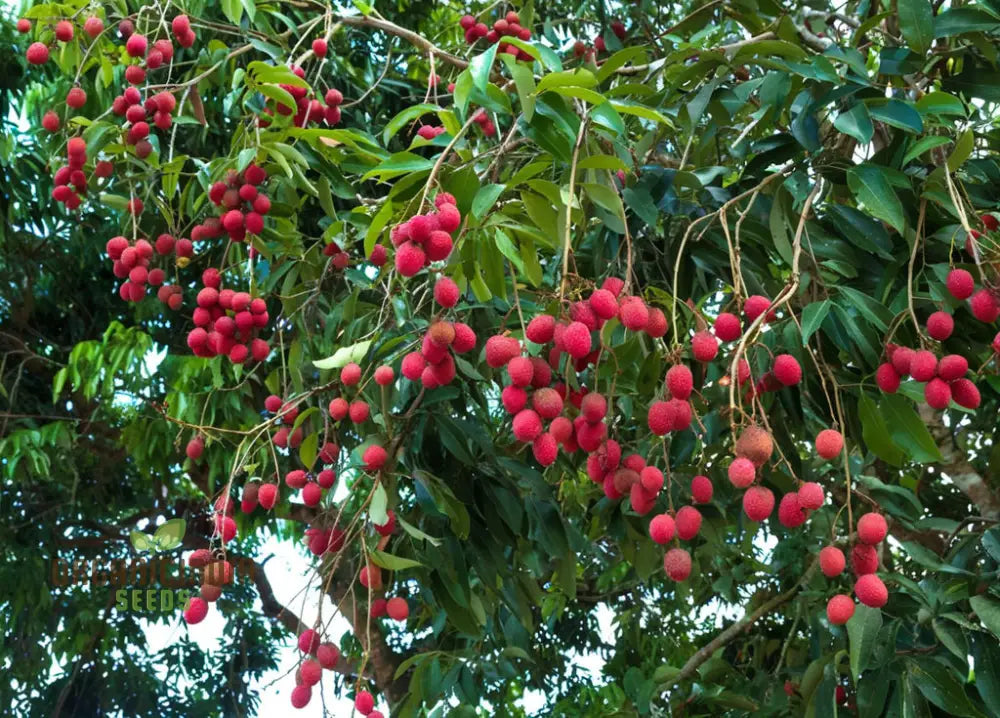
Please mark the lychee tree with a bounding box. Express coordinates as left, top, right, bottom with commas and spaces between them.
4, 0, 1000, 715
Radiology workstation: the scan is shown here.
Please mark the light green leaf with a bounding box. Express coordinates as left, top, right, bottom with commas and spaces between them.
153, 518, 186, 549
313, 340, 373, 369
800, 300, 831, 345
397, 517, 442, 546
370, 482, 389, 526
470, 43, 499, 95
535, 69, 597, 95
369, 550, 424, 571
472, 184, 505, 220
948, 129, 974, 172
904, 136, 952, 165
834, 103, 874, 144
130, 531, 154, 552
847, 605, 882, 683
898, 0, 934, 55
382, 103, 441, 145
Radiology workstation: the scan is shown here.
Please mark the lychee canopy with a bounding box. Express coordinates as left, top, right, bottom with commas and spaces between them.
3, 0, 1000, 716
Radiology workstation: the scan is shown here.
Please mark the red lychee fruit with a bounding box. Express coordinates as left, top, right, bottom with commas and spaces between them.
798, 481, 825, 510
743, 485, 775, 521
640, 466, 664, 494
777, 492, 808, 528
971, 289, 1000, 322
258, 483, 277, 510
302, 483, 322, 506
340, 362, 362, 386
663, 548, 692, 581
876, 363, 900, 393
26, 42, 50, 65
714, 312, 742, 341
924, 377, 951, 409
184, 596, 208, 624
186, 436, 204, 460
773, 354, 802, 386
512, 409, 543, 442
645, 308, 668, 338
355, 691, 375, 714
826, 594, 855, 625
854, 573, 888, 608
485, 335, 521, 368
819, 546, 845, 577
926, 311, 954, 341
815, 429, 843, 459
395, 241, 425, 276
452, 323, 477, 353
526, 314, 555, 344
951, 378, 981, 409
909, 350, 937, 382
285, 470, 307, 489
401, 352, 426, 380
691, 330, 718, 362
328, 397, 349, 420
532, 387, 563, 419
675, 506, 702, 540
580, 392, 607, 423
349, 400, 370, 423
946, 268, 975, 300
362, 444, 388, 472
501, 385, 527, 414
857, 512, 887, 545
735, 425, 773, 467
728, 457, 755, 488
744, 294, 774, 322
619, 297, 649, 330
562, 321, 592, 358
649, 513, 676, 544
691, 475, 713, 503
666, 364, 694, 400
434, 276, 459, 307
291, 684, 312, 708
317, 643, 340, 669
374, 365, 394, 385
851, 544, 878, 575
386, 597, 409, 621
937, 354, 968, 381
299, 658, 322, 686
532, 433, 558, 465
890, 346, 915, 376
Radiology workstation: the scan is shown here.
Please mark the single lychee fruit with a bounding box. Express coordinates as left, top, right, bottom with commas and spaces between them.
714, 312, 742, 341
951, 378, 980, 409
909, 350, 938, 382
562, 321, 592, 358
744, 295, 774, 322
452, 322, 477, 353
512, 409, 543, 442
532, 433, 558, 465
798, 482, 825, 510
773, 354, 802, 386
501, 385, 527, 414
691, 475, 713, 503
526, 314, 555, 344
691, 331, 719, 362
735, 425, 773, 467
532, 387, 563, 419
258, 483, 278, 510
876, 363, 900, 393
675, 506, 702, 540
589, 288, 618, 319
970, 289, 1000, 322
854, 573, 888, 608
937, 354, 968, 381
184, 596, 208, 624
647, 401, 672, 435
646, 308, 669, 338
777, 492, 808, 528
340, 362, 362, 385
819, 546, 845, 577
434, 276, 459, 307
743, 485, 775, 521
946, 268, 975, 300
349, 400, 370, 423
851, 544, 878, 575
507, 356, 534, 387
640, 466, 664, 493
924, 377, 951, 409
826, 594, 855, 625
619, 297, 649, 331
890, 346, 915, 376
386, 597, 409, 621
374, 365, 394, 385
728, 457, 755, 488
649, 513, 676, 544
815, 429, 843, 459
316, 643, 340, 669
926, 311, 954, 341
328, 397, 349, 420
663, 548, 692, 581
857, 513, 887, 545
290, 684, 312, 709
485, 335, 521, 368
355, 691, 375, 714
580, 392, 607, 423
186, 436, 204, 460
666, 365, 694, 400
362, 444, 388, 472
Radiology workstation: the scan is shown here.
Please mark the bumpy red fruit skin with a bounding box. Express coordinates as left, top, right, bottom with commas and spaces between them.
951, 378, 980, 409
640, 466, 664, 493
851, 544, 878, 575
354, 691, 375, 714
512, 409, 543, 442
526, 314, 555, 344
452, 323, 476, 353
649, 513, 676, 544
316, 643, 339, 669
363, 444, 388, 471
924, 377, 951, 409
691, 330, 718, 362
773, 354, 802, 386
532, 433, 558, 465
691, 475, 713, 503
562, 321, 592, 358
744, 295, 773, 322
532, 387, 563, 419
340, 362, 362, 386
258, 483, 277, 510
485, 335, 521, 368
826, 594, 855, 625
648, 401, 672, 435
433, 276, 459, 307
777, 492, 808, 528
395, 241, 425, 276
386, 597, 409, 621
184, 596, 208, 624
675, 506, 702, 540
26, 42, 50, 65
501, 385, 527, 414
876, 363, 900, 393
580, 392, 607, 422
937, 354, 968, 381
328, 397, 348, 420
589, 288, 618, 319
909, 350, 938, 382
663, 548, 692, 581
619, 297, 649, 330
854, 573, 888, 608
645, 308, 668, 338
507, 356, 534, 387
946, 269, 975, 300
926, 311, 954, 341
290, 684, 311, 708
971, 288, 1000, 322
819, 546, 846, 577
186, 436, 204, 460
815, 429, 844, 459
728, 457, 755, 488
857, 512, 887, 545
743, 485, 775, 521
798, 481, 825, 510
666, 365, 694, 400
714, 312, 742, 341
374, 365, 394, 385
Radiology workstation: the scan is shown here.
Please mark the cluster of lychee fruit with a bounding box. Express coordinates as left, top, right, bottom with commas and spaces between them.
390, 193, 463, 276
183, 549, 234, 625
571, 19, 627, 58
876, 343, 980, 410
395, 279, 477, 388
259, 65, 344, 129
50, 137, 104, 210
110, 87, 179, 159
116, 18, 188, 86
186, 268, 271, 362
288, 628, 349, 709
196, 164, 273, 242
105, 234, 173, 302
458, 10, 533, 61
470, 108, 497, 137
822, 512, 889, 625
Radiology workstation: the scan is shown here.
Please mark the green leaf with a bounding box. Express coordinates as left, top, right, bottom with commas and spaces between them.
383, 103, 441, 145
838, 286, 893, 331
596, 47, 647, 83
847, 164, 906, 234
130, 531, 154, 552
847, 605, 882, 683
298, 431, 318, 470
971, 595, 1000, 638
470, 43, 499, 95
221, 0, 243, 25
397, 517, 442, 546
972, 634, 1000, 715
898, 0, 934, 54
801, 300, 831, 345
610, 101, 674, 126
904, 136, 953, 165
370, 550, 424, 571
934, 8, 1000, 38
472, 184, 505, 220
908, 658, 988, 717
578, 154, 628, 171
370, 482, 389, 526
313, 340, 373, 369
500, 54, 536, 121
880, 394, 944, 463
916, 91, 966, 116
365, 199, 393, 257
535, 69, 597, 95
361, 152, 433, 182
153, 519, 186, 549
948, 129, 974, 172
834, 103, 874, 144
869, 99, 924, 133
